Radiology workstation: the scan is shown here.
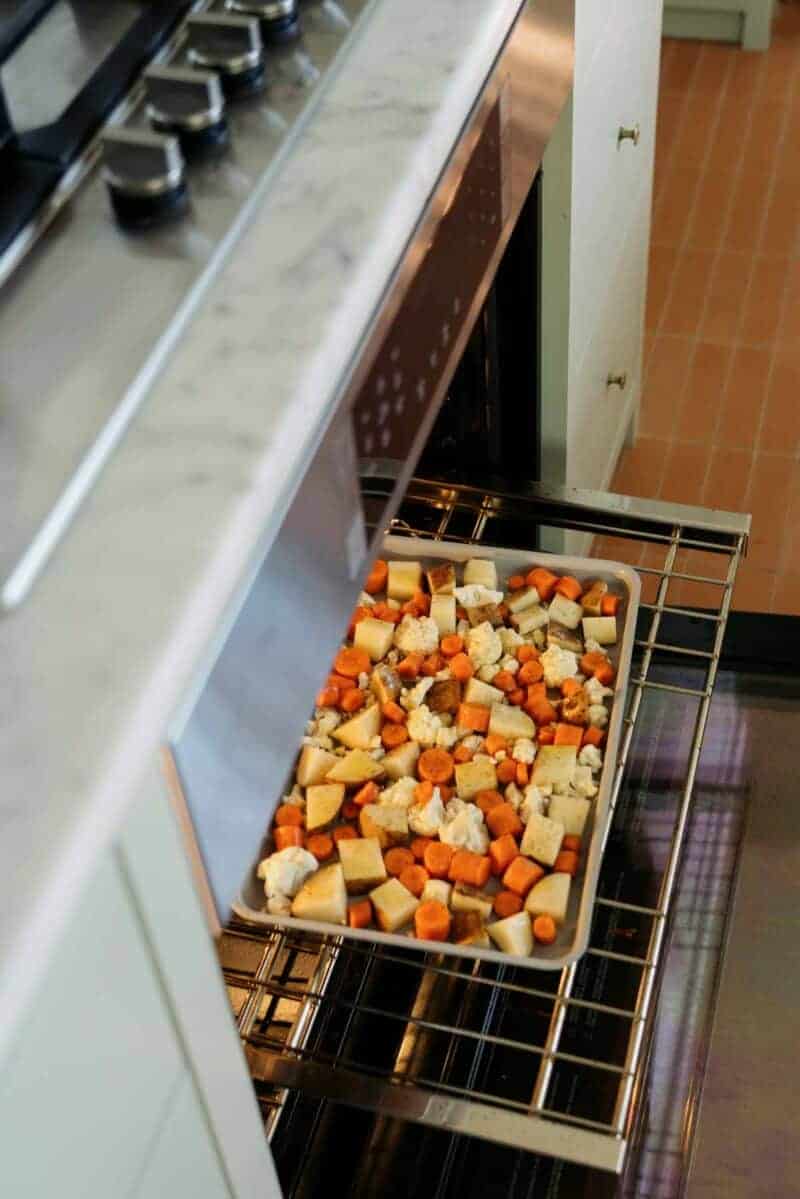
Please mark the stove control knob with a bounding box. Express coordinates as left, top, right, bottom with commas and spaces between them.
144, 65, 228, 156
225, 0, 300, 44
101, 127, 188, 229
186, 13, 265, 98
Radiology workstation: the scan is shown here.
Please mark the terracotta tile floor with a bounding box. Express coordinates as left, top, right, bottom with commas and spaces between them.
608, 2, 800, 613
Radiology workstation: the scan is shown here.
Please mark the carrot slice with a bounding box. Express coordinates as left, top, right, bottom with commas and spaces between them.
486, 802, 524, 839
372, 602, 401, 624
456, 702, 490, 733
493, 890, 523, 918
414, 779, 434, 805
440, 633, 464, 658
601, 594, 620, 616
453, 744, 474, 764
275, 804, 304, 828
397, 652, 424, 680
492, 670, 516, 693
381, 700, 407, 724
334, 646, 371, 679
328, 672, 356, 692
516, 644, 538, 664
399, 864, 429, 898
515, 762, 529, 787
449, 653, 474, 683
364, 559, 388, 595
489, 833, 519, 876
562, 678, 583, 699
527, 682, 546, 703
518, 659, 544, 686
562, 834, 582, 852
347, 605, 372, 637
526, 698, 559, 726
400, 601, 422, 617
554, 723, 583, 747
274, 826, 304, 851
553, 850, 579, 876
582, 725, 606, 748
349, 898, 373, 929
423, 841, 455, 879
316, 686, 339, 708
382, 723, 409, 748
594, 662, 615, 687
538, 725, 556, 745
306, 833, 334, 861
353, 781, 380, 807
421, 652, 444, 676
342, 801, 360, 821
496, 758, 517, 784
448, 849, 491, 889
412, 589, 432, 615
333, 825, 358, 844
384, 847, 415, 877
476, 788, 505, 815
418, 748, 455, 784
532, 914, 557, 945
414, 900, 451, 942
502, 856, 544, 897
411, 836, 435, 862
580, 651, 610, 677
484, 734, 508, 755
554, 575, 582, 601
526, 567, 558, 601
508, 688, 526, 706
340, 688, 366, 713
506, 574, 526, 591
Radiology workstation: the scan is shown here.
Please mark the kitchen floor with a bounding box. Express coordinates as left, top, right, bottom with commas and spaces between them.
607, 2, 800, 614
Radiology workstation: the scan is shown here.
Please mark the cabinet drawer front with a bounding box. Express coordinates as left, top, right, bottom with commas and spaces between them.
576, 0, 622, 78
571, 0, 661, 369
569, 183, 651, 493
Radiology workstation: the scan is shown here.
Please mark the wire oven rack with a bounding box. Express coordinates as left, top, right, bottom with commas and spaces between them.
218, 477, 750, 1178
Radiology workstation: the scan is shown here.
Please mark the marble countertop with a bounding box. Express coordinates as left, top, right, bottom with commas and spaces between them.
0, 0, 533, 1059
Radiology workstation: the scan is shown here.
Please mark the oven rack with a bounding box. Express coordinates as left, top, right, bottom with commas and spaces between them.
218, 478, 750, 1177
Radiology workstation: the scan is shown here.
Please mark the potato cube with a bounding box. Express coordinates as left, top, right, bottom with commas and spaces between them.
466, 603, 505, 628
305, 783, 345, 832
421, 879, 452, 906
512, 607, 549, 635
387, 560, 422, 601
427, 562, 455, 594
337, 837, 387, 893
531, 745, 577, 789
451, 910, 490, 947
489, 910, 533, 956
464, 677, 504, 708
455, 756, 498, 800
371, 663, 402, 705
296, 745, 339, 787
524, 872, 571, 925
359, 804, 409, 848
381, 740, 420, 780
291, 863, 347, 925
430, 594, 457, 636
463, 559, 498, 590
507, 586, 540, 614
326, 749, 385, 785
580, 581, 608, 616
548, 593, 583, 630
354, 617, 396, 662
333, 703, 381, 750
427, 679, 462, 715
520, 813, 564, 866
547, 621, 583, 654
548, 793, 591, 837
488, 703, 535, 742
451, 884, 493, 919
370, 877, 419, 932
582, 616, 617, 646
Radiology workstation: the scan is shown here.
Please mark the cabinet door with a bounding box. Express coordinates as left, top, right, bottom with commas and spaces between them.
0, 855, 184, 1198
136, 1073, 231, 1199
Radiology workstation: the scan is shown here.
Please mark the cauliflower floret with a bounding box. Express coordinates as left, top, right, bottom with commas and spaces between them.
407, 704, 442, 747
457, 618, 470, 639
358, 671, 370, 690
315, 709, 342, 737
584, 637, 604, 656
401, 676, 434, 710
394, 614, 440, 655
541, 645, 579, 688
460, 734, 485, 754
495, 750, 507, 761
585, 676, 613, 705
282, 787, 305, 808
511, 738, 536, 764
520, 785, 547, 824
453, 584, 504, 608
588, 704, 609, 729
579, 744, 603, 772
258, 847, 318, 900
302, 734, 334, 750
572, 765, 598, 798
386, 598, 401, 610
435, 724, 460, 750
379, 776, 419, 808
267, 894, 292, 916
478, 663, 501, 682
505, 782, 524, 811
435, 668, 451, 680
369, 735, 383, 749
498, 627, 525, 653
499, 655, 520, 675
370, 746, 386, 760
358, 590, 376, 607
408, 787, 447, 836
439, 805, 489, 854
467, 620, 503, 668
444, 797, 469, 820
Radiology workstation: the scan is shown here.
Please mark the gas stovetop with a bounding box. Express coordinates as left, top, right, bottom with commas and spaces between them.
0, 0, 373, 608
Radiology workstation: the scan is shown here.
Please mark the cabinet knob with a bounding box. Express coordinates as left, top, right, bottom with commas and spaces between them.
607, 372, 628, 390
101, 127, 189, 229
617, 124, 640, 147
186, 14, 265, 98
144, 65, 228, 155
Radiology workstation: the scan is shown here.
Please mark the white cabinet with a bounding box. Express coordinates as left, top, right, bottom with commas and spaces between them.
541, 0, 662, 509
135, 1073, 231, 1199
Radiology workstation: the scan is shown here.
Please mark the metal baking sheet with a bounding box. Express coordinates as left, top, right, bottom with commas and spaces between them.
233, 536, 640, 970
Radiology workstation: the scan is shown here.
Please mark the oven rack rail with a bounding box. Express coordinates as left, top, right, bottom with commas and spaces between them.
219, 477, 750, 1176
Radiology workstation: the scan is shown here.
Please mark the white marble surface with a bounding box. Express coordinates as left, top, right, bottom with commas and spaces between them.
0, 0, 532, 1059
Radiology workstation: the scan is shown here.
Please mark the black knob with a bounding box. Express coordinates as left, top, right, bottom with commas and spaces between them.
144, 65, 228, 156
186, 13, 266, 99
225, 0, 300, 44
101, 128, 188, 229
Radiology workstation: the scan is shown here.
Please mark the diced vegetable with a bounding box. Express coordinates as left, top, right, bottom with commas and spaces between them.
333, 703, 382, 750
581, 615, 617, 646
463, 558, 498, 590
426, 562, 455, 594
520, 813, 565, 866
451, 910, 490, 947
305, 784, 345, 832
296, 745, 339, 787
548, 794, 591, 837
430, 594, 457, 636
524, 872, 571, 925
381, 740, 421, 780
463, 677, 505, 707
326, 748, 385, 785
502, 855, 545, 898
354, 617, 396, 662
489, 911, 533, 956
387, 560, 423, 601
358, 804, 409, 848
531, 745, 577, 789
454, 757, 498, 799
548, 593, 583, 630
338, 838, 388, 892
414, 900, 452, 942
370, 877, 419, 932
364, 559, 388, 595
291, 864, 348, 925
487, 703, 535, 741
349, 898, 374, 929
451, 884, 494, 919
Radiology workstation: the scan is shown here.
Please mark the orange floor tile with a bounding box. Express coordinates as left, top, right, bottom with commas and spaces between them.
609, 1, 800, 614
